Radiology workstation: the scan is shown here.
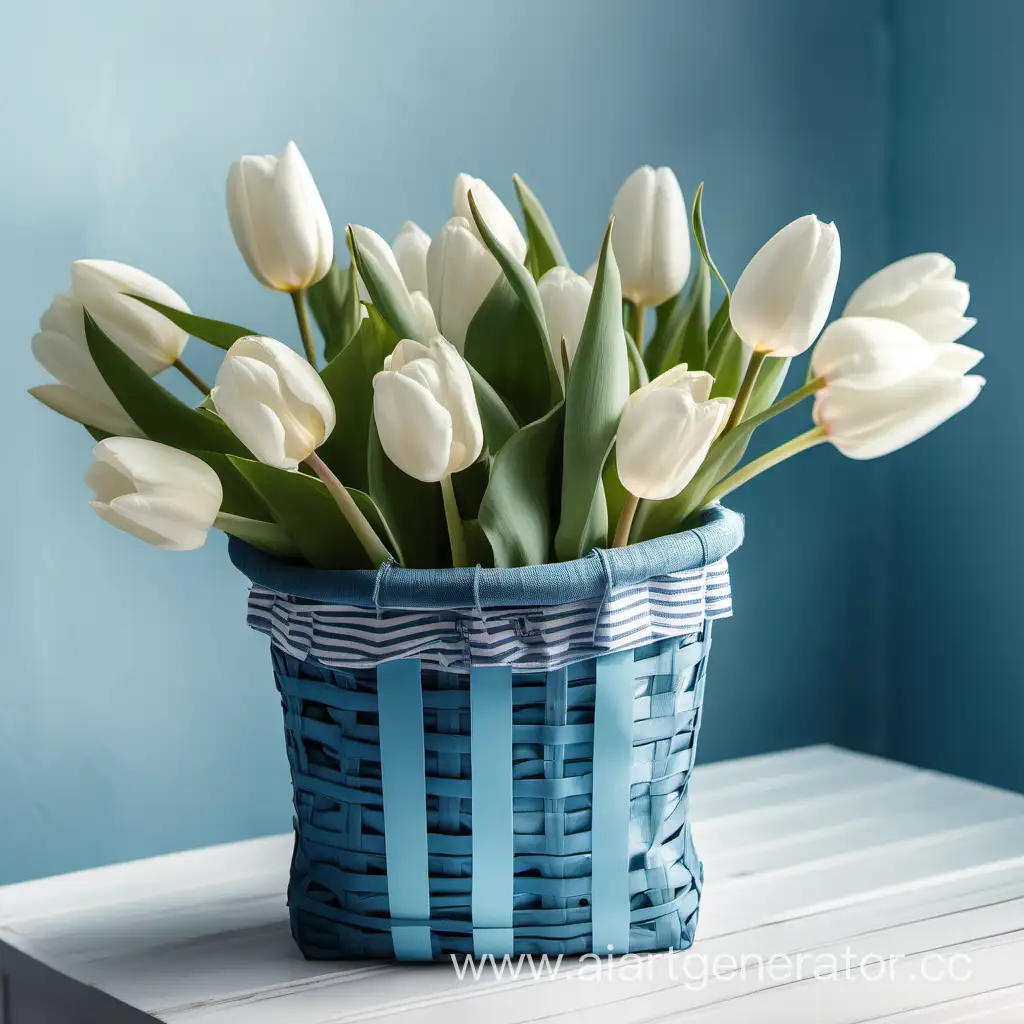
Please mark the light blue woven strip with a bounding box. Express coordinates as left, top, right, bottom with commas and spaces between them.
377, 659, 433, 961
590, 649, 635, 954
470, 666, 515, 958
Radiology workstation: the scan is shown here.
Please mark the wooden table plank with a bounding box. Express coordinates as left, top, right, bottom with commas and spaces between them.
1, 746, 1022, 1023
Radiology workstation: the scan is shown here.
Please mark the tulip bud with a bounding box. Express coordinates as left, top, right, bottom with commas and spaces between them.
372, 336, 483, 482
226, 141, 333, 292
30, 293, 142, 436
71, 260, 191, 374
609, 166, 691, 307
537, 266, 593, 383
617, 366, 731, 500
426, 217, 501, 352
86, 437, 223, 550
212, 335, 336, 470
731, 214, 841, 356
813, 368, 984, 460
844, 253, 975, 345
452, 174, 527, 262
393, 220, 431, 294
810, 316, 937, 390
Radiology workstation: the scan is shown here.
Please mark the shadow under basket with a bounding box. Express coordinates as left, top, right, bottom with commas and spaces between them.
230, 504, 744, 962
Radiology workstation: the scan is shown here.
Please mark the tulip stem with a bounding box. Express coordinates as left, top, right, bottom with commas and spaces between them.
291, 289, 318, 368
724, 350, 767, 432
702, 426, 828, 504
173, 359, 212, 396
440, 475, 470, 568
305, 451, 392, 566
613, 492, 640, 548
634, 303, 646, 349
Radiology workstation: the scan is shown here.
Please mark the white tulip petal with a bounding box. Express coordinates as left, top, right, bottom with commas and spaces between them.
103, 492, 213, 550
85, 460, 134, 504
453, 174, 527, 262
386, 338, 433, 373
931, 342, 983, 375
814, 372, 984, 460
538, 267, 592, 383
29, 383, 141, 436
214, 387, 293, 469
811, 316, 936, 390
425, 336, 483, 474
90, 499, 179, 549
393, 221, 431, 294
426, 217, 500, 352
409, 290, 439, 338
844, 253, 956, 316
227, 156, 282, 289
373, 372, 454, 482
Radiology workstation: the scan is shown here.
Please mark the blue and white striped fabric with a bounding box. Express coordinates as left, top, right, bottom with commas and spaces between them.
246, 558, 732, 672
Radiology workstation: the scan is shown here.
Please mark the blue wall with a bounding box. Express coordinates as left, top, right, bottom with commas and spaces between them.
886, 0, 1024, 793
1, 0, 893, 884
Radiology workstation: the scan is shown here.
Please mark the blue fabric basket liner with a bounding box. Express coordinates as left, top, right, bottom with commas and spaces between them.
230, 504, 744, 961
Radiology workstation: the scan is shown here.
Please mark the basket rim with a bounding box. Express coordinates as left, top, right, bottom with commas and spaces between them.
229, 503, 743, 610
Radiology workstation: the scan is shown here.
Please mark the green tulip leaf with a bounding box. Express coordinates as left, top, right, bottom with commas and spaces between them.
228, 456, 393, 569
468, 362, 518, 454
214, 512, 301, 560
462, 518, 495, 568
706, 317, 749, 400
84, 311, 248, 455
479, 402, 564, 568
368, 420, 445, 569
644, 261, 711, 377
554, 220, 630, 560
346, 226, 422, 342
691, 182, 730, 298
316, 306, 397, 492
84, 425, 114, 443
625, 330, 649, 392
465, 274, 554, 425
512, 174, 569, 281
127, 296, 254, 352
466, 189, 560, 414
308, 261, 363, 362
748, 356, 791, 418
188, 450, 274, 521
452, 455, 492, 521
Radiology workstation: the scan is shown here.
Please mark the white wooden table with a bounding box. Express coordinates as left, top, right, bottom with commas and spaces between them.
3, 745, 1024, 1023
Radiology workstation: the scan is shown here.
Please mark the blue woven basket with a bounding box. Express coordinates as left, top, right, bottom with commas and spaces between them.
230, 505, 743, 962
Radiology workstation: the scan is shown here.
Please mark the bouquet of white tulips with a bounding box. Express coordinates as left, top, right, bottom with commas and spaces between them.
31, 143, 984, 570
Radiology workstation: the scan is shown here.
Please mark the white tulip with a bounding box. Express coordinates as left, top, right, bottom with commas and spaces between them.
844, 253, 975, 344
813, 368, 984, 460
212, 335, 336, 470
226, 141, 333, 292
30, 293, 141, 436
537, 266, 593, 382
609, 166, 691, 308
86, 437, 222, 551
452, 173, 527, 262
373, 336, 483, 482
617, 366, 731, 500
731, 214, 841, 356
810, 316, 938, 390
426, 217, 501, 352
70, 259, 191, 374
393, 220, 431, 294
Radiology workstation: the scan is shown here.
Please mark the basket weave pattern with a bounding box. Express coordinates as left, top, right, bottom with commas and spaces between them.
273, 622, 712, 960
